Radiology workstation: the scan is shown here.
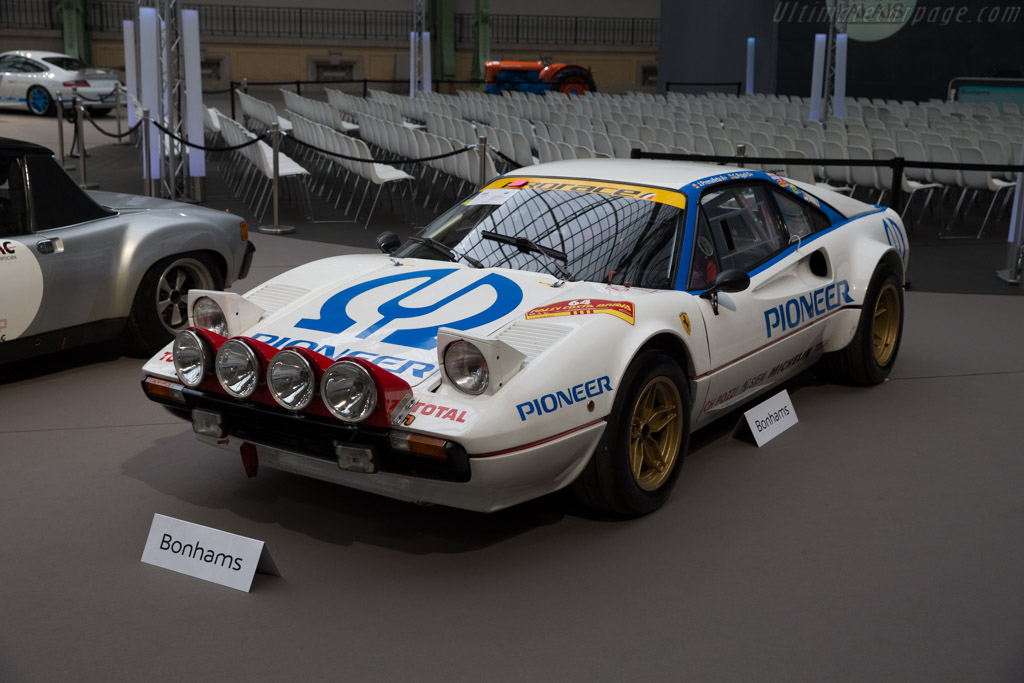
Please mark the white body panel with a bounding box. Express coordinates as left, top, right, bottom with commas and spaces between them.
142, 160, 908, 512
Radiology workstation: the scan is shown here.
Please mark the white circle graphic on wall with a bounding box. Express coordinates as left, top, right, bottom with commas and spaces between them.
828, 0, 917, 42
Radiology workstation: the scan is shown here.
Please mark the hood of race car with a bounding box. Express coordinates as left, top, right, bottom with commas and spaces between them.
239, 255, 631, 387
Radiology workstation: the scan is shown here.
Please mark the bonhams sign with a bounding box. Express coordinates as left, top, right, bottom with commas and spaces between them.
141, 514, 279, 592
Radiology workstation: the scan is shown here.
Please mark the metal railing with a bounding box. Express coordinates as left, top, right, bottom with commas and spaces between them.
0, 0, 658, 46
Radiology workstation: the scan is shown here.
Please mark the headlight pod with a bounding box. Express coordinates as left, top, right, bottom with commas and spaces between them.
173, 330, 211, 387
267, 350, 316, 411
192, 296, 228, 337
215, 339, 260, 399
443, 340, 489, 395
321, 360, 378, 423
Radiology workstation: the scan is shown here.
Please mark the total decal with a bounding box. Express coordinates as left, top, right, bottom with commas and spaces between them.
293, 268, 523, 351
525, 299, 635, 325
764, 280, 853, 338
0, 238, 44, 342
402, 400, 473, 426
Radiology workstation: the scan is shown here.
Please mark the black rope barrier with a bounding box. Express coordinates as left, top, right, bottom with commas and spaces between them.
631, 149, 1024, 213
288, 134, 477, 164
75, 91, 118, 103
82, 110, 142, 139
149, 119, 269, 152
490, 146, 521, 169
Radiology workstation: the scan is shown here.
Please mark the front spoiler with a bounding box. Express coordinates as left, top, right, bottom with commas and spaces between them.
194, 420, 606, 513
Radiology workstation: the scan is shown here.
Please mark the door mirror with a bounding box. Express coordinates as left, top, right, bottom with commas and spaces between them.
711, 269, 750, 293
699, 269, 750, 315
376, 231, 400, 254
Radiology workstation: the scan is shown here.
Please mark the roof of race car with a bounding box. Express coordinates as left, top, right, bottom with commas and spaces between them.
512, 159, 750, 193
513, 158, 874, 220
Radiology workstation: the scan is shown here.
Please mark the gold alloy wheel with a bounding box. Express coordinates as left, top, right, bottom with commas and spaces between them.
628, 377, 684, 492
872, 282, 901, 366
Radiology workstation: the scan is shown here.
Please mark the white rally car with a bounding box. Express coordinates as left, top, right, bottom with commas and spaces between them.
141, 160, 908, 516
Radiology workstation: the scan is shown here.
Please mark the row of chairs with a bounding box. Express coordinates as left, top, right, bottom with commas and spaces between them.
214, 110, 309, 221
286, 111, 414, 227
236, 90, 292, 135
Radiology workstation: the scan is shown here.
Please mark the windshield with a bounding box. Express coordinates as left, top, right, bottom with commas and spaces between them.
393, 178, 687, 289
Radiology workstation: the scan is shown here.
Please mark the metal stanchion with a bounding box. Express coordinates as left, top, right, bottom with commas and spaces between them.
55, 90, 75, 171
735, 143, 746, 168
75, 97, 98, 189
478, 136, 487, 188
114, 86, 130, 145
258, 123, 295, 235
143, 108, 153, 197
996, 147, 1024, 287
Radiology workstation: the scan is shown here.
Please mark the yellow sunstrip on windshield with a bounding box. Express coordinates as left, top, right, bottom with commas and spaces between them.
480, 177, 687, 210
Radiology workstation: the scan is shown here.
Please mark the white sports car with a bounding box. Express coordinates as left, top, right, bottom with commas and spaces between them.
141, 159, 908, 516
0, 50, 119, 116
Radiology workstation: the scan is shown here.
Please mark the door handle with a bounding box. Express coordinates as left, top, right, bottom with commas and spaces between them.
36, 239, 54, 255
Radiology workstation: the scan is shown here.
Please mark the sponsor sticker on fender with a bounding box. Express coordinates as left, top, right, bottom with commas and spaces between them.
525, 299, 635, 325
481, 177, 687, 210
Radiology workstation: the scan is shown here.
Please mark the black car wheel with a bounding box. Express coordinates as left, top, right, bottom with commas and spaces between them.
572, 350, 689, 516
123, 253, 222, 356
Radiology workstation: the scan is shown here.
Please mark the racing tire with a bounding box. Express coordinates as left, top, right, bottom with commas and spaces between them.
550, 67, 596, 96
571, 350, 690, 517
123, 253, 222, 356
817, 266, 903, 386
27, 86, 54, 116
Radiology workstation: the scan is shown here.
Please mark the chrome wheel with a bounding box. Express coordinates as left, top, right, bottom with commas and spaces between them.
872, 282, 900, 366
628, 376, 684, 491
155, 257, 214, 334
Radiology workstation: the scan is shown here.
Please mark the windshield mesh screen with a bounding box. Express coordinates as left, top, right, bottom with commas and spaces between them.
399, 188, 684, 289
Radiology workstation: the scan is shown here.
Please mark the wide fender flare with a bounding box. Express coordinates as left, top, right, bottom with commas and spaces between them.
110, 220, 240, 317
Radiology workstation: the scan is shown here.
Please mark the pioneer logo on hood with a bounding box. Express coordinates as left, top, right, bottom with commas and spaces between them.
294, 268, 524, 350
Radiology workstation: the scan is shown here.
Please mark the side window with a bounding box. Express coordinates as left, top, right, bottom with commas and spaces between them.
770, 188, 831, 238
0, 56, 19, 71
0, 159, 29, 236
699, 183, 788, 273
688, 211, 720, 290
21, 59, 47, 73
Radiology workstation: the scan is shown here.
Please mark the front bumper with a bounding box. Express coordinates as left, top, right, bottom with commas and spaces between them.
145, 376, 606, 512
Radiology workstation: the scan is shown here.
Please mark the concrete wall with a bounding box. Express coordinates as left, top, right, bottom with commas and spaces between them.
658, 0, 777, 94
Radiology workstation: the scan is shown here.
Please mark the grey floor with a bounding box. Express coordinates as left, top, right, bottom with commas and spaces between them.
1, 104, 1023, 682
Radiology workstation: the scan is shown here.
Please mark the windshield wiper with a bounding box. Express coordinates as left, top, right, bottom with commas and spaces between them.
480, 230, 573, 281
408, 235, 482, 268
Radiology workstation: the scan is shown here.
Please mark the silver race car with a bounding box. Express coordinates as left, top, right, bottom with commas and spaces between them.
0, 50, 120, 116
0, 138, 254, 361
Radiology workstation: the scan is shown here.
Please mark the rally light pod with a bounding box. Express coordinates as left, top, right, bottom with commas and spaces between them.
436, 328, 526, 396
187, 290, 265, 338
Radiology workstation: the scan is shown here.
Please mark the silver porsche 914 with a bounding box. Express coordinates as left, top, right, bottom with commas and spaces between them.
0, 137, 254, 362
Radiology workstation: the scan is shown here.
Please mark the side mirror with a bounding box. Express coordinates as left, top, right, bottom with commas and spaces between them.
700, 269, 750, 315
376, 231, 400, 254
711, 269, 750, 293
